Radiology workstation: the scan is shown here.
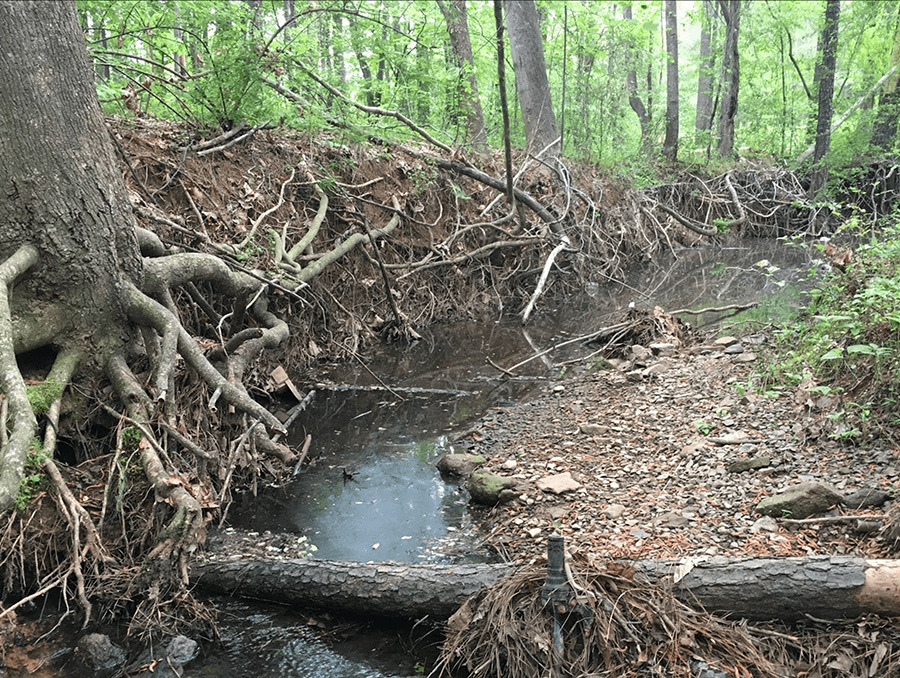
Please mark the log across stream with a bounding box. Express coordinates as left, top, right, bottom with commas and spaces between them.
192, 552, 900, 622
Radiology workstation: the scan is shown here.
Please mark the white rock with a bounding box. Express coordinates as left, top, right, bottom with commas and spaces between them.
536, 472, 582, 494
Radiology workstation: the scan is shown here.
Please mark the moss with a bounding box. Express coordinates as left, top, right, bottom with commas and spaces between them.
25, 379, 64, 414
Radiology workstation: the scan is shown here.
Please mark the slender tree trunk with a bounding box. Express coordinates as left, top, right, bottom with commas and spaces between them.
623, 5, 651, 151
695, 0, 718, 139
716, 0, 741, 158
809, 0, 840, 196
438, 0, 488, 152
872, 9, 900, 151
505, 0, 560, 158
663, 0, 679, 161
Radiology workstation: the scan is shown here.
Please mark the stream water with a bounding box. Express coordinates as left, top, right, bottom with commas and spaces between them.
188, 238, 821, 677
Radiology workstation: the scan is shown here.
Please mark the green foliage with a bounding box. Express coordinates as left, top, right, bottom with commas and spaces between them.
15, 440, 47, 512
26, 379, 63, 415
767, 216, 900, 436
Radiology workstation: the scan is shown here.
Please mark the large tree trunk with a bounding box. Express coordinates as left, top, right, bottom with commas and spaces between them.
662, 0, 679, 162
438, 0, 489, 152
715, 0, 741, 158
191, 554, 900, 622
809, 0, 840, 196
695, 0, 719, 141
505, 0, 560, 159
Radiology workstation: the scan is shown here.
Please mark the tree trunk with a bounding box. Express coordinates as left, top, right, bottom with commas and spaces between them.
663, 0, 679, 162
505, 0, 560, 159
716, 0, 741, 158
438, 0, 488, 152
191, 554, 900, 621
809, 0, 840, 196
623, 5, 651, 151
872, 10, 900, 151
695, 0, 718, 140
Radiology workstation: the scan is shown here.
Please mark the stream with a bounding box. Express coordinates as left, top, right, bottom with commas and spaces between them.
187, 238, 821, 677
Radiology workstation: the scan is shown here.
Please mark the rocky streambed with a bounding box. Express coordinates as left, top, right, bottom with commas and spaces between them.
450, 334, 899, 564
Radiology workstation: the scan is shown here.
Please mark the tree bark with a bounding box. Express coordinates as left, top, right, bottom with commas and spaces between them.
438, 0, 488, 152
809, 0, 840, 196
872, 8, 900, 151
505, 0, 560, 159
715, 0, 740, 158
663, 0, 679, 162
191, 554, 900, 621
623, 5, 651, 151
695, 0, 719, 140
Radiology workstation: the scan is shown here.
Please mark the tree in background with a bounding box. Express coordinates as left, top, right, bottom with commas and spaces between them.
663, 0, 679, 161
695, 0, 719, 145
505, 0, 560, 159
716, 0, 741, 158
872, 7, 900, 152
438, 0, 489, 152
810, 0, 840, 195
623, 4, 652, 152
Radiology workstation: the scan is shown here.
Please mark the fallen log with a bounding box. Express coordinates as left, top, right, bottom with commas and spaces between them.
191, 553, 900, 621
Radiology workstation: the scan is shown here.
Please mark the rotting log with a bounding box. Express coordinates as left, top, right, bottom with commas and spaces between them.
191, 554, 900, 621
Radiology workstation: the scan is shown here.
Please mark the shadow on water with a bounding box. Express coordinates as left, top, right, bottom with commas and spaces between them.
215, 238, 822, 677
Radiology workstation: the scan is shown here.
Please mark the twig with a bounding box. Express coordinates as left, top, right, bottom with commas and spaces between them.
780, 514, 888, 526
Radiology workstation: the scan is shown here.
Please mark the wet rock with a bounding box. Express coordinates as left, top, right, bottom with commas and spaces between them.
536, 472, 581, 495
755, 482, 843, 519
437, 453, 485, 477
843, 487, 892, 509
128, 635, 199, 678
468, 470, 518, 505
75, 633, 126, 675
727, 455, 771, 473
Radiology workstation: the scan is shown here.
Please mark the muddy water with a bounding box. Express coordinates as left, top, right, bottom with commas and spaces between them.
206, 238, 820, 677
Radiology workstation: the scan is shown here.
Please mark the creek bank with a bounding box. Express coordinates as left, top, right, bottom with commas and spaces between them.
451, 329, 899, 564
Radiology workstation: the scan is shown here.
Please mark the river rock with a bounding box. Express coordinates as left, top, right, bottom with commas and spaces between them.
127, 635, 199, 678
842, 487, 892, 509
732, 352, 757, 363
727, 455, 771, 473
75, 633, 126, 675
649, 342, 677, 357
536, 472, 581, 495
437, 453, 485, 478
755, 481, 843, 519
468, 470, 518, 505
714, 336, 739, 347
630, 344, 653, 366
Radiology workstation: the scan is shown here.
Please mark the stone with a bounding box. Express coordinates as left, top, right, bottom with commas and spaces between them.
658, 511, 689, 528
642, 359, 674, 377
468, 470, 519, 505
732, 352, 757, 363
579, 423, 605, 435
75, 633, 127, 675
165, 635, 199, 667
630, 344, 653, 365
755, 481, 843, 519
536, 472, 581, 494
527, 527, 542, 538
714, 336, 739, 347
842, 487, 892, 509
436, 453, 485, 478
501, 457, 518, 470
750, 516, 779, 533
727, 455, 771, 473
648, 342, 677, 357
603, 503, 626, 519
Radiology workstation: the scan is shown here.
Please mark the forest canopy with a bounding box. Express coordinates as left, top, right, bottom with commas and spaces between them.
77, 0, 900, 172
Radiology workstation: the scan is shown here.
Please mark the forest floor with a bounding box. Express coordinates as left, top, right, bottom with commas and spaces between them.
458, 331, 899, 566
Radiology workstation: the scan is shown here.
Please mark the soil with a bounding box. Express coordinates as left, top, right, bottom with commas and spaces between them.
456, 333, 899, 565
